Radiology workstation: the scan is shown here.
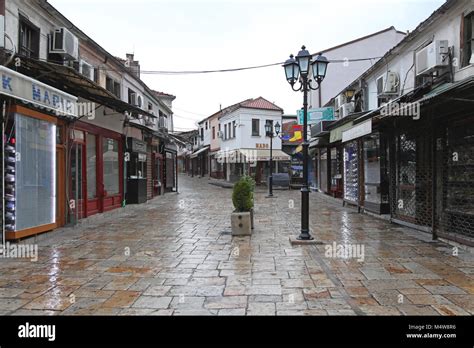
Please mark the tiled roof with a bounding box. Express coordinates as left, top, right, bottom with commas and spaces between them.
152, 90, 176, 99
240, 97, 283, 112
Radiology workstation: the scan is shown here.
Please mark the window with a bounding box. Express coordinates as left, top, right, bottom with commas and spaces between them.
18, 16, 40, 58
148, 102, 153, 111
103, 138, 120, 195
127, 88, 136, 105
212, 126, 216, 139
224, 124, 228, 140
86, 134, 97, 199
462, 12, 474, 67
106, 77, 121, 98
14, 114, 55, 230
205, 122, 208, 130
159, 115, 167, 129
200, 128, 204, 141
252, 119, 260, 136
232, 121, 236, 138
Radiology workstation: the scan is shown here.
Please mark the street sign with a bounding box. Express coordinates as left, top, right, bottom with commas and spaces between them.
298, 107, 334, 125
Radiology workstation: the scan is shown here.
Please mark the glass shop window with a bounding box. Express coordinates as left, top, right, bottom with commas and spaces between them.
129, 153, 147, 179
364, 134, 382, 204
86, 134, 97, 199
343, 141, 359, 202
103, 138, 120, 195
15, 114, 56, 230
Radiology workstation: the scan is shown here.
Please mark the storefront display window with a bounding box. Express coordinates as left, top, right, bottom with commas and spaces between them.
103, 138, 120, 195
320, 149, 328, 193
364, 135, 382, 204
344, 141, 359, 203
86, 134, 97, 199
129, 153, 147, 179
15, 114, 56, 230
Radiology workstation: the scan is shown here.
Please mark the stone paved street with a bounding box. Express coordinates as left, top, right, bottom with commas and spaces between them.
0, 175, 473, 316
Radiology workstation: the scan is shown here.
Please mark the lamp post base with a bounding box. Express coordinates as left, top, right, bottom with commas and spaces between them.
289, 236, 322, 245
297, 230, 314, 241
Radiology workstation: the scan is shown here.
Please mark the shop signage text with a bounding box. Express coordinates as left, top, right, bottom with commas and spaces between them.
342, 120, 372, 143
0, 66, 77, 117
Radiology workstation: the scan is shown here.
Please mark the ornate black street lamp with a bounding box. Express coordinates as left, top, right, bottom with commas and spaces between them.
265, 121, 281, 197
283, 46, 329, 240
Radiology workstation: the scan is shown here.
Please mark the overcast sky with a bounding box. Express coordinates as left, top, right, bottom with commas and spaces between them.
50, 0, 445, 131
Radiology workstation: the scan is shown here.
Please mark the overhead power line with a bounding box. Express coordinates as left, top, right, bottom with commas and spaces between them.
139, 57, 384, 75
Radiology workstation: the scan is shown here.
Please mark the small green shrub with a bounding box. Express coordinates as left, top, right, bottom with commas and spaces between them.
241, 175, 256, 192
232, 177, 254, 212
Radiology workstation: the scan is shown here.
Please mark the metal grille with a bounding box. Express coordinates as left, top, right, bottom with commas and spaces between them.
390, 129, 433, 228
436, 121, 474, 240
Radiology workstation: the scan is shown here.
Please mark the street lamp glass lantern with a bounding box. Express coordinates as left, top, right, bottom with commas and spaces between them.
311, 54, 329, 82
265, 122, 272, 135
296, 46, 311, 76
283, 55, 299, 85
274, 122, 281, 135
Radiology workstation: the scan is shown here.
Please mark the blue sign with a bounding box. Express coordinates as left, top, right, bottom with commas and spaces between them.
298, 107, 334, 125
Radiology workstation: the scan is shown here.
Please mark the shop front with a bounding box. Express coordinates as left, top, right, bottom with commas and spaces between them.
0, 66, 77, 240
150, 137, 163, 198
125, 137, 147, 204
70, 122, 123, 218
340, 119, 390, 214
164, 143, 178, 193
435, 115, 474, 244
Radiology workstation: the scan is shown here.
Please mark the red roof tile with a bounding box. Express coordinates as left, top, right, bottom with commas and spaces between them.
241, 97, 283, 112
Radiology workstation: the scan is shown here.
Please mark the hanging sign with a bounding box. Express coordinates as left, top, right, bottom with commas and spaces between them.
0, 66, 77, 117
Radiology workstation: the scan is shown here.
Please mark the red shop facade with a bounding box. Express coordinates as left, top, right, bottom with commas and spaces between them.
68, 121, 124, 220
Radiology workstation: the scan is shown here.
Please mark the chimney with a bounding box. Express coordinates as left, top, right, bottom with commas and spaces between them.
125, 53, 141, 79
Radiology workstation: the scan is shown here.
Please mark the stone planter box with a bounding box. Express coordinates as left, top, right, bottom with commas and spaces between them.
231, 211, 252, 236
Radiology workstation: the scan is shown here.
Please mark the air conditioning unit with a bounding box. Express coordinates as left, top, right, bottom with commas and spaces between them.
135, 94, 143, 108
335, 94, 346, 110
416, 40, 449, 76
79, 60, 94, 81
130, 93, 143, 108
217, 131, 224, 139
377, 72, 400, 96
339, 102, 355, 118
49, 27, 79, 61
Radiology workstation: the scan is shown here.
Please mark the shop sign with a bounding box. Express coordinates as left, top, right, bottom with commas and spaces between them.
298, 107, 334, 125
128, 138, 147, 154
330, 122, 353, 143
342, 120, 372, 143
256, 143, 269, 149
0, 66, 77, 117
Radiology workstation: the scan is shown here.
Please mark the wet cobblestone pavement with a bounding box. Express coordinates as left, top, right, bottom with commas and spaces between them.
1, 175, 473, 316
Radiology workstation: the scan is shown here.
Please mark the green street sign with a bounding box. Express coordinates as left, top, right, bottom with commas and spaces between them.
298, 107, 334, 125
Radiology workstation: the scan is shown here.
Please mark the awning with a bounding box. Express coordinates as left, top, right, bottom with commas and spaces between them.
216, 149, 290, 162
330, 122, 353, 143
240, 149, 290, 161
0, 65, 78, 117
10, 55, 156, 119
417, 77, 474, 104
342, 119, 372, 143
309, 136, 329, 148
190, 146, 209, 158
